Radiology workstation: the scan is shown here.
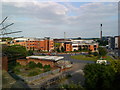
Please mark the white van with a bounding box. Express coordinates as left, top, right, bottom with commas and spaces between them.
96, 60, 107, 65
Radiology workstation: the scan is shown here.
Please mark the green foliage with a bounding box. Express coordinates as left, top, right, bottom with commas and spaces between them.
78, 46, 82, 51
2, 45, 28, 60
43, 65, 51, 72
14, 68, 20, 74
84, 64, 116, 90
110, 61, 120, 73
98, 47, 107, 57
61, 46, 65, 52
27, 61, 36, 69
97, 39, 108, 46
28, 71, 39, 76
37, 63, 43, 68
56, 48, 61, 52
93, 52, 99, 56
54, 43, 61, 47
27, 50, 33, 56
59, 83, 84, 89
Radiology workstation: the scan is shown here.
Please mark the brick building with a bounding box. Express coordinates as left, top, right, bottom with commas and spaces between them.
54, 39, 98, 52
16, 56, 64, 67
12, 37, 54, 52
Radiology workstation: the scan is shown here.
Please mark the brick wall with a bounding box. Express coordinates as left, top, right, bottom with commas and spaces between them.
16, 59, 55, 67
2, 56, 8, 71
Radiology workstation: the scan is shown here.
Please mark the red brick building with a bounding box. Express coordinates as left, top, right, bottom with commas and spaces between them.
16, 56, 64, 67
54, 39, 98, 52
12, 37, 54, 52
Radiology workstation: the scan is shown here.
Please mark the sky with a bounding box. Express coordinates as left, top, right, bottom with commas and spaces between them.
1, 0, 118, 38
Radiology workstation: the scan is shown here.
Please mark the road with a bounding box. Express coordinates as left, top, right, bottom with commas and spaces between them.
57, 53, 95, 64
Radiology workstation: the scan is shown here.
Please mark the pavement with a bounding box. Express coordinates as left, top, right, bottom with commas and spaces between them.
57, 53, 95, 64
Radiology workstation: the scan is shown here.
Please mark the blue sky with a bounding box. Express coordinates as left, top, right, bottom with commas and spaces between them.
1, 0, 118, 38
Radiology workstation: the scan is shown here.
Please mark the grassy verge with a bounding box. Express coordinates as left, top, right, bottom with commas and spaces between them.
71, 55, 114, 61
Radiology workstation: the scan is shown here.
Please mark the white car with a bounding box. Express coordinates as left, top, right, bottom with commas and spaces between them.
96, 60, 107, 65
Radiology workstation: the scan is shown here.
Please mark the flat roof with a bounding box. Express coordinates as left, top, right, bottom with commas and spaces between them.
26, 56, 64, 61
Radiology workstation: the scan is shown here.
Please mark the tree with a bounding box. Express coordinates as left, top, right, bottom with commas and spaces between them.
37, 63, 43, 68
2, 45, 28, 60
27, 61, 36, 69
78, 46, 82, 51
93, 52, 99, 56
110, 61, 120, 73
84, 64, 115, 90
61, 46, 65, 52
98, 47, 107, 57
27, 50, 33, 56
56, 48, 61, 52
43, 65, 51, 72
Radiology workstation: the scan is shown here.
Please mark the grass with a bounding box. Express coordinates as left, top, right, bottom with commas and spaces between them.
71, 55, 114, 61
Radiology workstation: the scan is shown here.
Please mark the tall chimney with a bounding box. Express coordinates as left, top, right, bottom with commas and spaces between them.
100, 24, 102, 40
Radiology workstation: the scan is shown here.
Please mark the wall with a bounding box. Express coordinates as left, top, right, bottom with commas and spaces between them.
16, 59, 55, 67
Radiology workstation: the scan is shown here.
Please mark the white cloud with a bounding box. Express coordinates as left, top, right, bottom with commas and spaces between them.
2, 1, 118, 38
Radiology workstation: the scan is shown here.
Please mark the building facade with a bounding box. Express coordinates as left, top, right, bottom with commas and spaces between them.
54, 39, 98, 52
12, 37, 54, 52
16, 56, 64, 68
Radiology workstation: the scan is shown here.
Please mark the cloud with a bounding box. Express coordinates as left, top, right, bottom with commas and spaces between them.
2, 1, 118, 38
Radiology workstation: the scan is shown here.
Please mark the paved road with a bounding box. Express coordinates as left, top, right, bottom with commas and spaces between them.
57, 54, 95, 64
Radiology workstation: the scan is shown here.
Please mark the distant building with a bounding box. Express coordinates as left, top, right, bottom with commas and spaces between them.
108, 37, 115, 50
108, 36, 120, 57
54, 39, 98, 52
11, 37, 54, 52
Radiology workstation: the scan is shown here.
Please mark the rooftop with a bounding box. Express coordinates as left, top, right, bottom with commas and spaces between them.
26, 56, 64, 61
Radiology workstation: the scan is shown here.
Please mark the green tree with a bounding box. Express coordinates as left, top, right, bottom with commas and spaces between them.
37, 63, 43, 68
78, 46, 82, 51
43, 65, 51, 72
27, 61, 36, 69
84, 64, 115, 90
110, 61, 120, 73
56, 48, 61, 52
27, 50, 33, 56
2, 45, 28, 60
98, 47, 107, 57
61, 46, 65, 52
93, 52, 99, 56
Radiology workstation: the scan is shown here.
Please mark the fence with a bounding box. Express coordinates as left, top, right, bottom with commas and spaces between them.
18, 68, 60, 82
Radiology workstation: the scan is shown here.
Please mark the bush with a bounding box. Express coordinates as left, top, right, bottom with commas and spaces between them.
28, 71, 39, 76
44, 65, 51, 72
93, 52, 99, 56
37, 63, 43, 68
14, 68, 20, 74
27, 50, 33, 56
28, 61, 37, 69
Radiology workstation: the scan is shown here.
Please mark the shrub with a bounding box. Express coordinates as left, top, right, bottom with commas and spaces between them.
37, 63, 43, 68
28, 61, 37, 69
93, 52, 99, 56
28, 71, 39, 76
44, 65, 51, 72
